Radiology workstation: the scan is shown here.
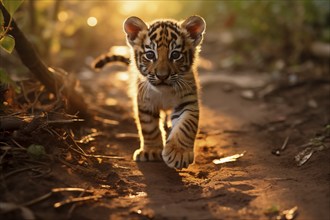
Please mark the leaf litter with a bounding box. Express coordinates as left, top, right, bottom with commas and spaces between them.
264, 205, 298, 220
295, 126, 330, 166
277, 206, 298, 220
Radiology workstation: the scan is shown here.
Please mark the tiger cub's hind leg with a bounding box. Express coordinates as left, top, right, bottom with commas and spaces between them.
133, 106, 163, 162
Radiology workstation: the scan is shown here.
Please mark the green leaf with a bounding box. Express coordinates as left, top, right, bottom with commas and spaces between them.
0, 11, 4, 28
0, 34, 15, 53
0, 68, 12, 83
2, 0, 24, 16
27, 144, 46, 159
0, 68, 21, 93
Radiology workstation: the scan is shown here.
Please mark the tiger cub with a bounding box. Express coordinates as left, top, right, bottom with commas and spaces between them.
95, 16, 206, 169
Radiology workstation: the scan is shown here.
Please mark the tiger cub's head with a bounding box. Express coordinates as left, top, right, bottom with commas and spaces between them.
123, 16, 206, 88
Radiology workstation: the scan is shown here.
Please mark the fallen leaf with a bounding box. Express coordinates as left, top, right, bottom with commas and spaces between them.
295, 147, 314, 166
213, 151, 246, 164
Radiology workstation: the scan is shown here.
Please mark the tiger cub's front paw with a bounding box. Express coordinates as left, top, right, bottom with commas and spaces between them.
162, 143, 194, 169
133, 148, 163, 162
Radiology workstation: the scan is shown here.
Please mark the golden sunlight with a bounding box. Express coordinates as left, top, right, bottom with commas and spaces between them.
105, 98, 118, 106
87, 16, 98, 27
110, 46, 130, 57
118, 1, 182, 18
119, 1, 141, 14
57, 11, 68, 22
116, 71, 129, 81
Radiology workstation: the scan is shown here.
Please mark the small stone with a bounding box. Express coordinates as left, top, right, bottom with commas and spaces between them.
241, 90, 255, 100
307, 99, 318, 108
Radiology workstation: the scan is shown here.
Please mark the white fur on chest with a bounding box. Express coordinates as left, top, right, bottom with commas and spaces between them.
148, 85, 180, 110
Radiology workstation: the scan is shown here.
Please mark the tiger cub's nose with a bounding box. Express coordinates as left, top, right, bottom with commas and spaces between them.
156, 72, 170, 80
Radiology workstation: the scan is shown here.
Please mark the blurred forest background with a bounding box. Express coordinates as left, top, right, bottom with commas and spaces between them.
1, 0, 329, 80
1, 2, 330, 219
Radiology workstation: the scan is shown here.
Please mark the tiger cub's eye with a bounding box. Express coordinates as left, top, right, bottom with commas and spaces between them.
170, 51, 181, 60
145, 51, 155, 60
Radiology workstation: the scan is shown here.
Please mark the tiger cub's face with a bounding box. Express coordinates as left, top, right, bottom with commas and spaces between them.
124, 16, 206, 88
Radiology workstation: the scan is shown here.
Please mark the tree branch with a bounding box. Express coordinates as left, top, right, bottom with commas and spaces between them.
0, 4, 90, 119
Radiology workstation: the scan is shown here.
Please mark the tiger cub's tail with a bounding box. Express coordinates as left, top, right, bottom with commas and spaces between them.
92, 54, 130, 69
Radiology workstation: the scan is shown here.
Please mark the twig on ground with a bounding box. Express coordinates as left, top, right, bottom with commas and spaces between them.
67, 191, 85, 218
17, 81, 31, 106
67, 135, 124, 160
52, 188, 94, 193
68, 144, 124, 160
21, 159, 49, 166
94, 116, 119, 125
0, 148, 9, 164
53, 195, 102, 208
280, 136, 290, 151
272, 135, 290, 156
2, 187, 97, 214
21, 192, 53, 207
10, 138, 27, 150
29, 166, 52, 178
77, 132, 105, 144
30, 86, 44, 114
57, 157, 78, 170
19, 116, 45, 134
48, 127, 66, 141
47, 119, 85, 125
3, 166, 39, 178
0, 116, 27, 130
86, 154, 124, 160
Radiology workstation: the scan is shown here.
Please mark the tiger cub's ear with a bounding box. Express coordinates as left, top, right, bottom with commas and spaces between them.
181, 15, 206, 46
124, 16, 148, 45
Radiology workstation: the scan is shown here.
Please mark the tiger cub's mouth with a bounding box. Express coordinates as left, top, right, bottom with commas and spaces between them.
149, 80, 172, 87
156, 82, 171, 86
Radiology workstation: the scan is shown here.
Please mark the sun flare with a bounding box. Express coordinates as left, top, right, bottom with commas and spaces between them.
87, 16, 98, 27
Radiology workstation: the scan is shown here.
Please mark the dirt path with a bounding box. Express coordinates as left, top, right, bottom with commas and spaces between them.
70, 71, 329, 220
1, 70, 329, 220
